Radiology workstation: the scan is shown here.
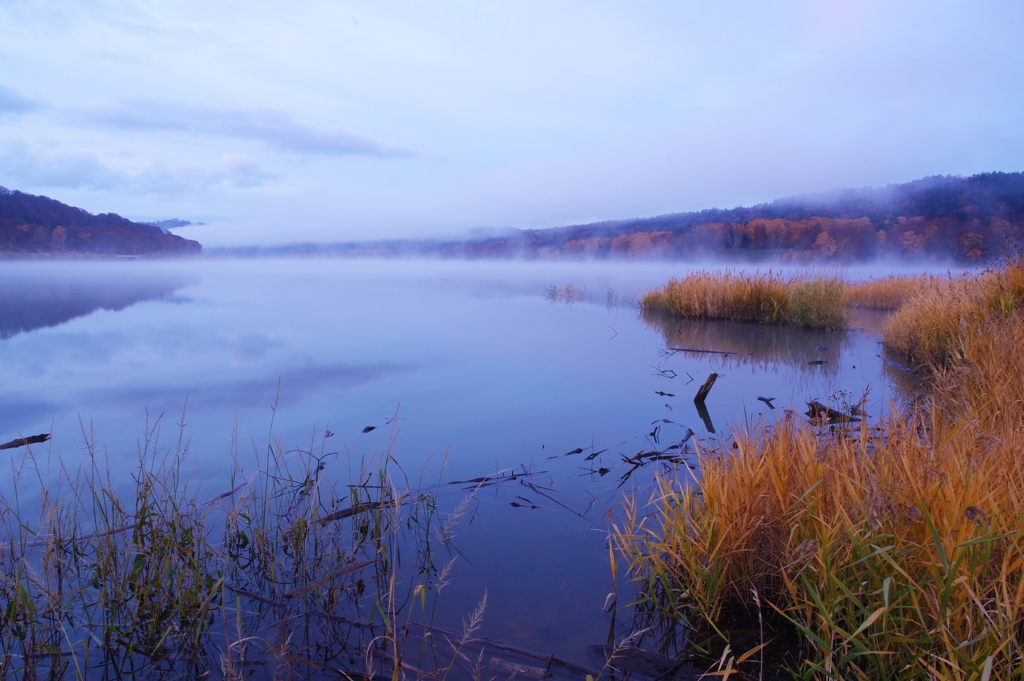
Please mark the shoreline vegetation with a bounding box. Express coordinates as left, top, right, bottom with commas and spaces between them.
618, 259, 1024, 679
0, 422, 491, 680
640, 271, 850, 331
641, 264, 1024, 367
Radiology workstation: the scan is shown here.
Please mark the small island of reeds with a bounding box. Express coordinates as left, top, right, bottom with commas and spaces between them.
618, 259, 1024, 679
640, 271, 850, 331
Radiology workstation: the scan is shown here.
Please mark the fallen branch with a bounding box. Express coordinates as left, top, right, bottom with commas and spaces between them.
0, 434, 50, 450
805, 400, 859, 423
319, 495, 409, 524
668, 347, 759, 357
877, 354, 919, 374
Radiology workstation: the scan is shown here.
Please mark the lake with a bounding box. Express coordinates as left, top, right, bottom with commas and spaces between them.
0, 257, 955, 676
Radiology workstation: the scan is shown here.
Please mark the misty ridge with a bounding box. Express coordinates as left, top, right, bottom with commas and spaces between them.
2, 171, 1024, 263
0, 186, 201, 256
215, 171, 1024, 264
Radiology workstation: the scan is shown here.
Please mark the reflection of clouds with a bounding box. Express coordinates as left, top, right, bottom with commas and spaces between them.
0, 397, 61, 435
95, 362, 417, 413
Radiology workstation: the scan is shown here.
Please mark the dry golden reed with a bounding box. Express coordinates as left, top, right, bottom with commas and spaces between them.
842, 274, 934, 310
642, 271, 849, 331
618, 263, 1024, 679
882, 261, 1024, 364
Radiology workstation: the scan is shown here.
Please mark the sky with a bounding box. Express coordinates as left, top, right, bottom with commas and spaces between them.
0, 1, 1022, 247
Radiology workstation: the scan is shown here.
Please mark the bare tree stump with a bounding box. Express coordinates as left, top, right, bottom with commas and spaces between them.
693, 373, 718, 404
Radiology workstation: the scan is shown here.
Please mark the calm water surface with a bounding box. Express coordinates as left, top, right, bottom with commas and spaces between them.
0, 257, 948, 664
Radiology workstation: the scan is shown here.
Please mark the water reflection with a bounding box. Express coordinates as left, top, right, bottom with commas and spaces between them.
642, 309, 851, 376
0, 258, 942, 675
0, 265, 194, 339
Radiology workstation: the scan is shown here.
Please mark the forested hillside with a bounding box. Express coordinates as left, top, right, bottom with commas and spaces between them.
439, 172, 1024, 262
224, 172, 1023, 263
0, 187, 201, 256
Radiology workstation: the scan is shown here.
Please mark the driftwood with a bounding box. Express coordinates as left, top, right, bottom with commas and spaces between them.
806, 400, 859, 423
0, 434, 50, 450
693, 373, 718, 404
668, 346, 759, 357
586, 644, 702, 681
757, 396, 776, 409
319, 495, 411, 524
877, 354, 919, 374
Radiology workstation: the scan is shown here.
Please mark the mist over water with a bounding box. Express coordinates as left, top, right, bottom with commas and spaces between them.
0, 256, 952, 658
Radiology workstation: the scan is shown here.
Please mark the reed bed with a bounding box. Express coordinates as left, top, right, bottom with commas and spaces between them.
641, 271, 850, 331
615, 289, 1024, 678
0, 423, 474, 680
843, 275, 934, 310
881, 261, 1024, 365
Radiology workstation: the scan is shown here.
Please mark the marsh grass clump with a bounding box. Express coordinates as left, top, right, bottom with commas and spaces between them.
843, 274, 935, 310
641, 271, 850, 331
787, 279, 849, 331
882, 259, 1024, 365
616, 292, 1024, 679
0, 421, 473, 680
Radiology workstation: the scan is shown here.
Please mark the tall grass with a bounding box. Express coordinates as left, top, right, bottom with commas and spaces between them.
843, 274, 934, 310
641, 271, 850, 331
882, 261, 1024, 365
0, 422, 471, 680
615, 271, 1024, 679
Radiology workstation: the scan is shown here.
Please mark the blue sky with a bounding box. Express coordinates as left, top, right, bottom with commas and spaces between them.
1, 1, 1022, 246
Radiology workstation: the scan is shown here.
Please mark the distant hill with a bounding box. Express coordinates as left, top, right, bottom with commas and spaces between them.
435, 172, 1024, 262
214, 172, 1024, 263
0, 187, 202, 256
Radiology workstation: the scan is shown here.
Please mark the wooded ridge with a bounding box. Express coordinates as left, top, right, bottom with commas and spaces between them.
216, 172, 1024, 263
0, 187, 201, 256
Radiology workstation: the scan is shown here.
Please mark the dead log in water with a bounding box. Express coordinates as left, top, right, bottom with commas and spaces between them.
877, 354, 919, 375
806, 400, 859, 423
0, 433, 50, 450
693, 373, 718, 404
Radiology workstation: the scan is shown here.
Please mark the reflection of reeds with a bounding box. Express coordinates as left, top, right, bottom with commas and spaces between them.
642, 310, 847, 375
641, 271, 849, 331
544, 283, 586, 303
0, 424, 469, 680
616, 282, 1024, 678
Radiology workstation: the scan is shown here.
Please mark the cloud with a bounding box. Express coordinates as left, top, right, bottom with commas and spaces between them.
0, 84, 40, 115
96, 361, 417, 412
80, 99, 413, 158
220, 153, 277, 188
0, 140, 279, 193
0, 140, 122, 189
